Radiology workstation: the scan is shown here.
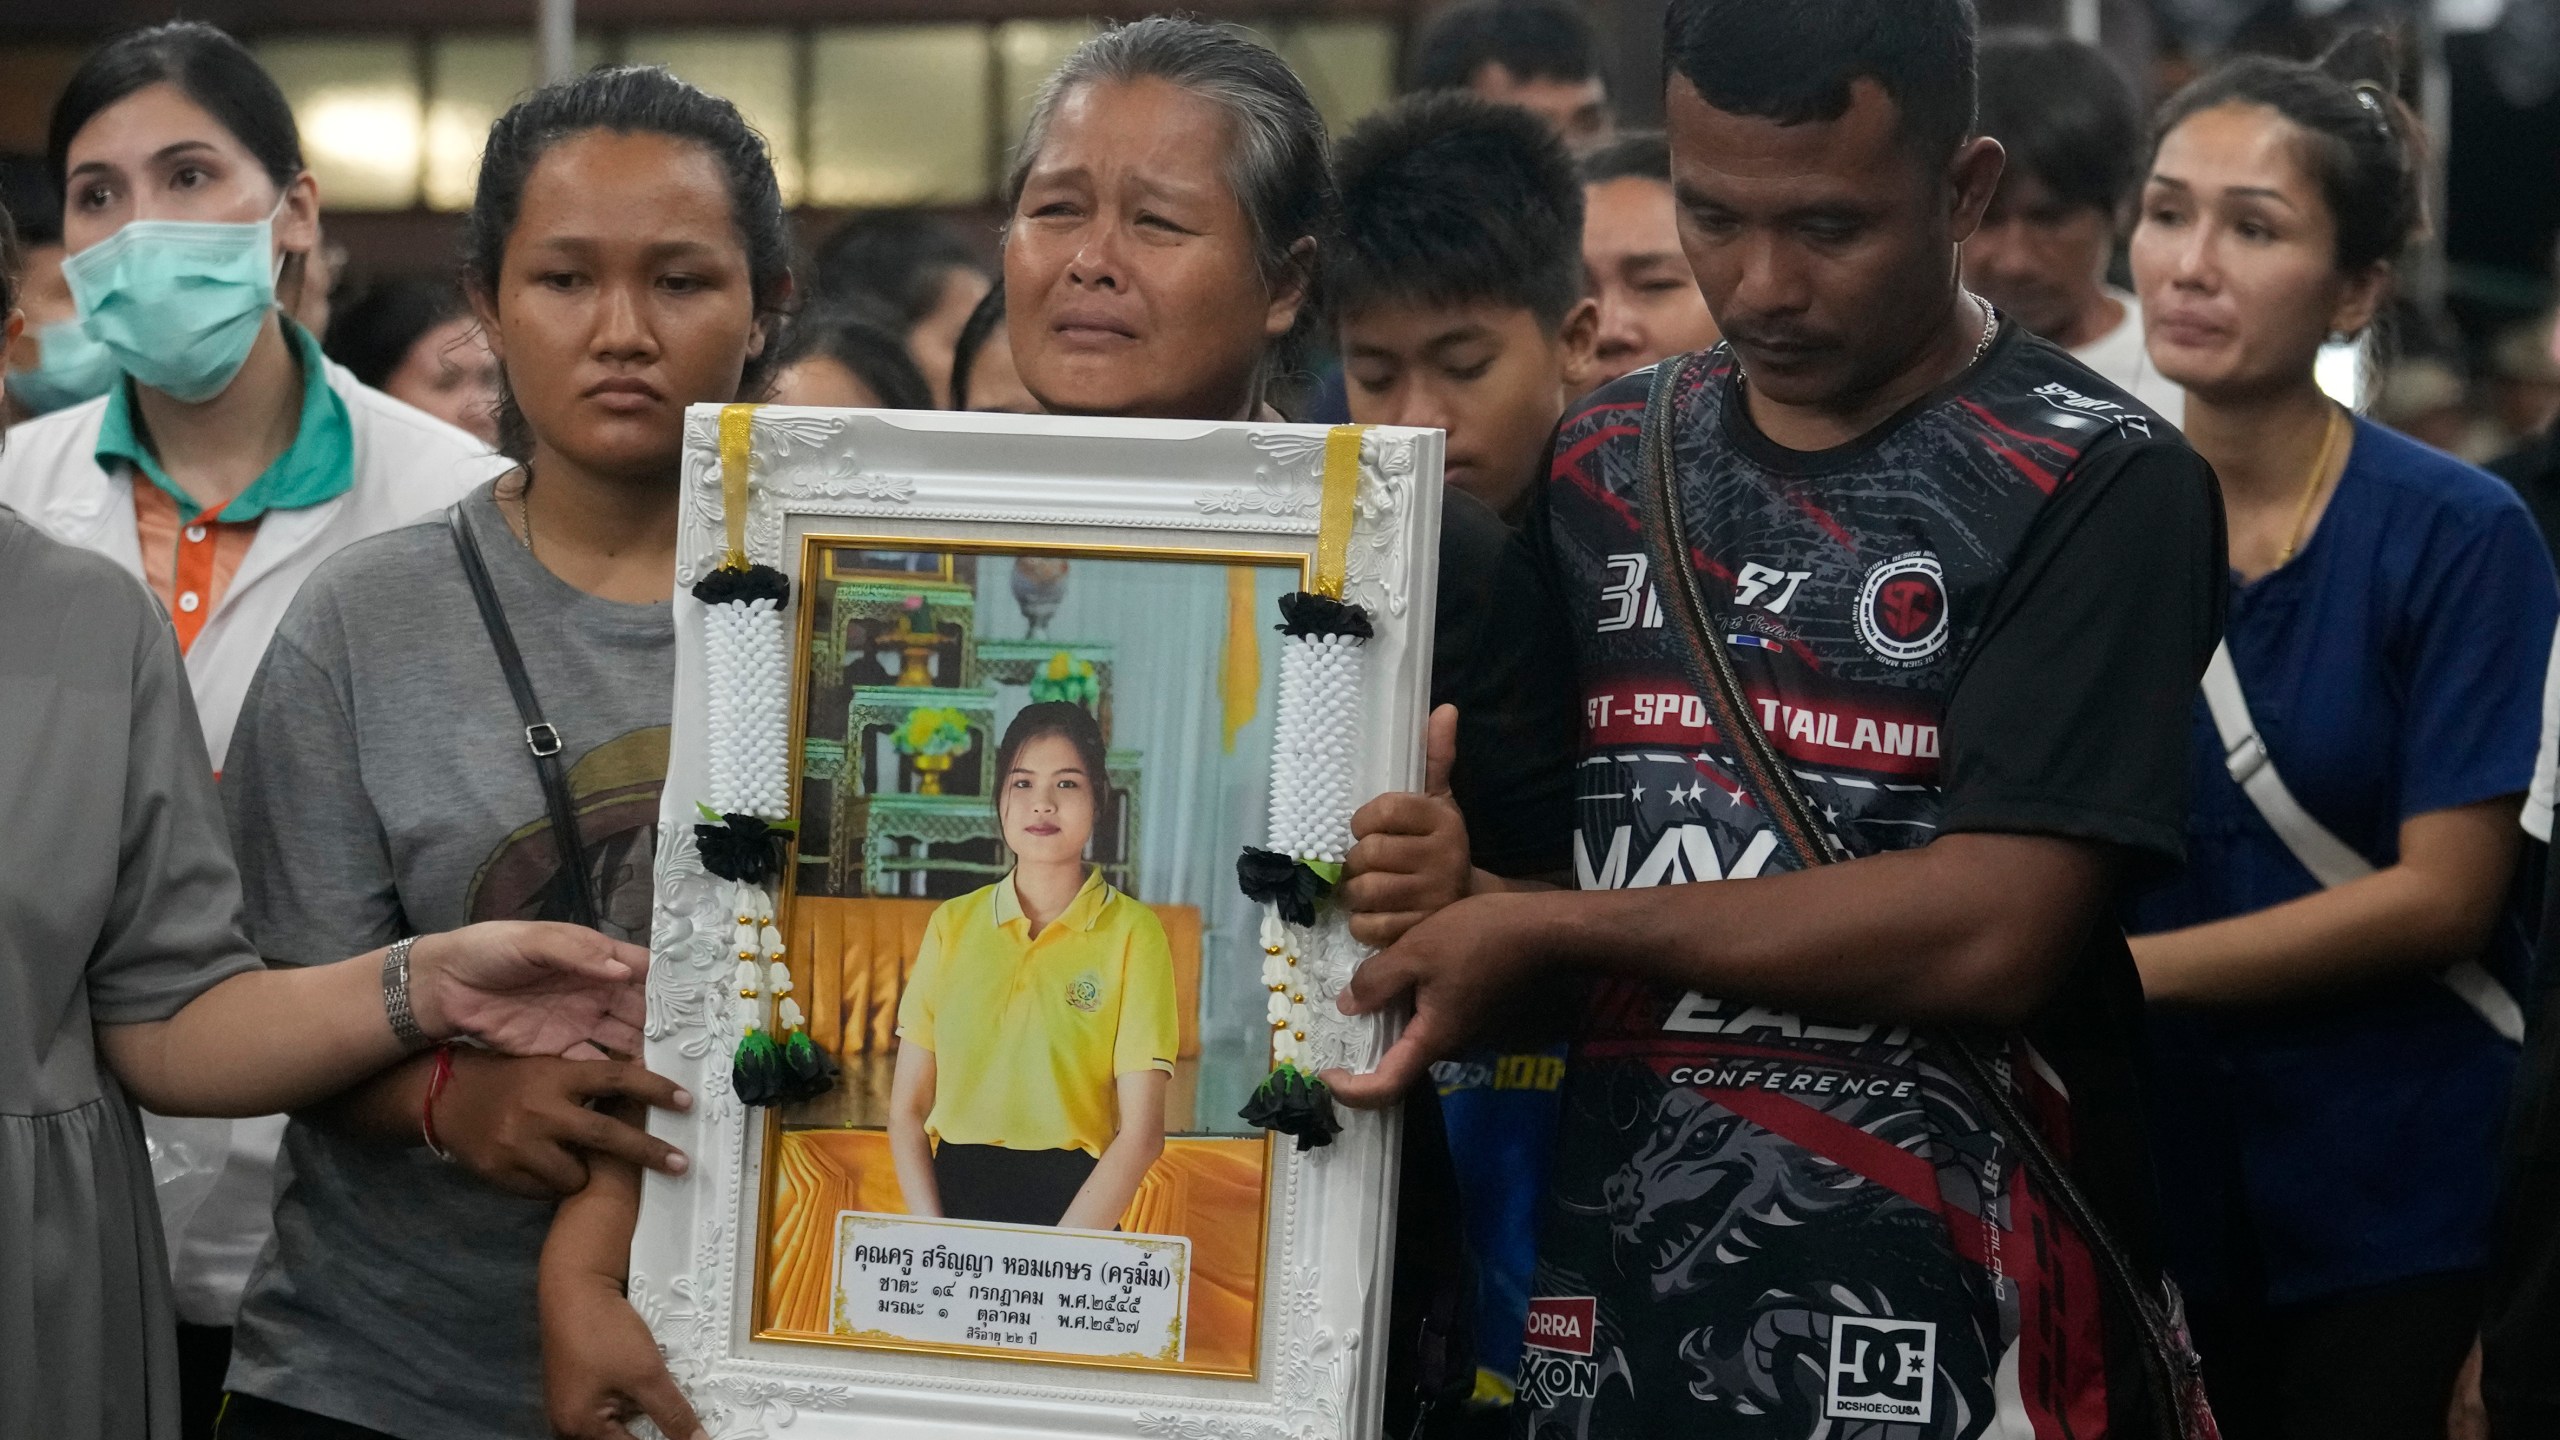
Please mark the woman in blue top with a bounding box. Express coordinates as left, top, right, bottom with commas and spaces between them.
2126, 34, 2559, 1440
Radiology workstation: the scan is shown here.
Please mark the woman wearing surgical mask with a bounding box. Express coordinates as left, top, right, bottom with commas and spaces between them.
0, 23, 503, 1436
1, 162, 121, 422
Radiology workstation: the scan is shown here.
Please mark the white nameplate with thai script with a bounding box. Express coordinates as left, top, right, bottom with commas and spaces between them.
831, 1210, 1192, 1363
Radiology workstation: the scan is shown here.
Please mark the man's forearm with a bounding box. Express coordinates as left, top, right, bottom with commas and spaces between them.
1517, 832, 2111, 1027
544, 1153, 644, 1289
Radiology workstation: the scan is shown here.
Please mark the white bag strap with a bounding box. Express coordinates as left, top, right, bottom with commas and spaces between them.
2200, 641, 2524, 1043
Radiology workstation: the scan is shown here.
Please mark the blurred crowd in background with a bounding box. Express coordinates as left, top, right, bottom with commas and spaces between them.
4, 0, 2557, 473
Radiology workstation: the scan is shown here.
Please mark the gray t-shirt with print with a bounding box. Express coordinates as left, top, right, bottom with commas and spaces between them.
220, 484, 673, 1440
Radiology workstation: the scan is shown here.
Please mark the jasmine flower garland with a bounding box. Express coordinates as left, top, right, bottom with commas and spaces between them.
1236, 592, 1372, 1150
1265, 594, 1370, 865
692, 558, 834, 1107
695, 563, 793, 821
725, 878, 786, 1106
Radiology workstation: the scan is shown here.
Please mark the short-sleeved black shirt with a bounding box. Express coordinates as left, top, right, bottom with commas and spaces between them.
1434, 485, 1580, 879
1514, 327, 2224, 1440
1385, 485, 1584, 1433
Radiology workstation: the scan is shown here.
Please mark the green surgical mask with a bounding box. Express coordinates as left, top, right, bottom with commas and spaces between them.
64, 198, 285, 404
6, 319, 121, 414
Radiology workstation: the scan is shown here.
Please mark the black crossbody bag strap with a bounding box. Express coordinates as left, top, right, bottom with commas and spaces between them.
1632, 355, 2211, 1440
448, 504, 601, 931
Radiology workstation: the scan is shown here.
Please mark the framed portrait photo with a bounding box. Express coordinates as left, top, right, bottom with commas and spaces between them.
636, 404, 1445, 1439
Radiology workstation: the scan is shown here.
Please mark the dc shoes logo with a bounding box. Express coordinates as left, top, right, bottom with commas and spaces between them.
1516, 1297, 1600, 1408
1855, 552, 1950, 667
1065, 972, 1102, 1012
1825, 1315, 1937, 1422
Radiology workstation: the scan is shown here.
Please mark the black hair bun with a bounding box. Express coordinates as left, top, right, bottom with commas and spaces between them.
2315, 27, 2402, 96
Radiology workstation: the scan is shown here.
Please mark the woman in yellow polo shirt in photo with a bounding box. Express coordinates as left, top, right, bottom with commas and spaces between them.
889, 701, 1179, 1229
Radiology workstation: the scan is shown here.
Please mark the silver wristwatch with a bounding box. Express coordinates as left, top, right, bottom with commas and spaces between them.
382, 936, 428, 1047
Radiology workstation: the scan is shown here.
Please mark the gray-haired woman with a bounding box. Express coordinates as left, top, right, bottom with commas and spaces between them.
1001, 15, 1330, 422
1005, 35, 1578, 1438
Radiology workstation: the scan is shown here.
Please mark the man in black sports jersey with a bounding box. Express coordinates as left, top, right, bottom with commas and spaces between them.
1331, 3, 2226, 1437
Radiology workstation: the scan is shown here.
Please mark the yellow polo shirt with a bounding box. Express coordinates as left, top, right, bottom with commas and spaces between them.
897, 868, 1178, 1158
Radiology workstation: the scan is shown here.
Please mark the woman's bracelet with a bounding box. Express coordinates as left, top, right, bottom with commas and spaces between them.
381, 935, 427, 1047
422, 1042, 458, 1162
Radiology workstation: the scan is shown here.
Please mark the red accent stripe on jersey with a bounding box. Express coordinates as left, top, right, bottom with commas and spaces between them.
2006, 1159, 2115, 1437
1708, 1087, 1991, 1268
1579, 1035, 1893, 1069
1712, 1086, 1936, 1204
1554, 423, 1643, 477
1553, 424, 1644, 521
1980, 437, 2062, 494
1958, 399, 2070, 493
1959, 396, 2078, 456
1780, 482, 1859, 551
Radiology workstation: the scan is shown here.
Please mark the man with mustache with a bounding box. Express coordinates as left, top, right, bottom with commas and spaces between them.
1333, 2, 2226, 1436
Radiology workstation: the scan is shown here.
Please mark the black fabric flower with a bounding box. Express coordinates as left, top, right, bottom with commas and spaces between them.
1239, 1065, 1342, 1151
1275, 592, 1373, 640
732, 1029, 784, 1107
1237, 846, 1332, 927
779, 1029, 840, 1104
693, 563, 791, 608
697, 813, 791, 885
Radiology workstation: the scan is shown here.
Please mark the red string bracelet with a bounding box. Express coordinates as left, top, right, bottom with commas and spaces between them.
422, 1042, 457, 1162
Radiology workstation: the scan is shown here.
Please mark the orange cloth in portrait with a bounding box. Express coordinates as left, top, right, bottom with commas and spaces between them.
763, 1128, 1268, 1375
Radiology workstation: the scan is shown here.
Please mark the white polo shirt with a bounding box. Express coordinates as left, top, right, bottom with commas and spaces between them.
2071, 289, 2188, 428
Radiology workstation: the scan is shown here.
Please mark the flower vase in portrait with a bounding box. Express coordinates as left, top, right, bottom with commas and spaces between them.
886, 594, 941, 687
896, 706, 975, 796
1029, 652, 1101, 709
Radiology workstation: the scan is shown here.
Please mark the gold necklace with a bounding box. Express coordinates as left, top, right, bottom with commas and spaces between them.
1736, 295, 1999, 397
2274, 406, 2349, 569
1965, 293, 2000, 366
512, 467, 535, 556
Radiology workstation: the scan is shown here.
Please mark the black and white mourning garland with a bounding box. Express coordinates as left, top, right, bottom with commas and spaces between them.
1235, 592, 1374, 1150
696, 403, 834, 1107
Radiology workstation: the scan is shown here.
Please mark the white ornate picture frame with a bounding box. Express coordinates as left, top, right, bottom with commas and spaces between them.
636, 404, 1446, 1439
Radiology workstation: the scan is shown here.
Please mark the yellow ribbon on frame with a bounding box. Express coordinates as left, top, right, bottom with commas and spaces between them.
1219, 565, 1261, 752
718, 402, 761, 570
1312, 424, 1367, 599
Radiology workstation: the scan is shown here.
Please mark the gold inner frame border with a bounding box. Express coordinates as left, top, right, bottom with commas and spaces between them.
746, 529, 1305, 1379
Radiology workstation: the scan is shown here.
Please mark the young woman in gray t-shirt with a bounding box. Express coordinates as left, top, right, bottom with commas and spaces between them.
212, 67, 793, 1440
